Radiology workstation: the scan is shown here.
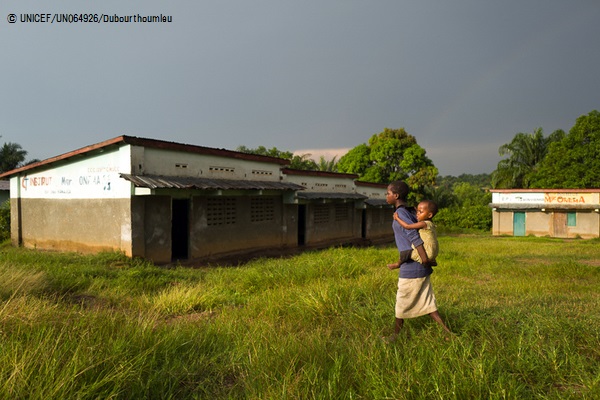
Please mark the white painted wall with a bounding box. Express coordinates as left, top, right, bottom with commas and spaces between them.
283, 174, 356, 193
141, 147, 283, 181
11, 146, 132, 200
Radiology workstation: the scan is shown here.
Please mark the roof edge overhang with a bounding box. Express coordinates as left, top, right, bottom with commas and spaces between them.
490, 189, 600, 193
0, 135, 292, 179
0, 136, 126, 178
354, 180, 388, 188
281, 168, 359, 179
296, 191, 368, 200
490, 203, 600, 210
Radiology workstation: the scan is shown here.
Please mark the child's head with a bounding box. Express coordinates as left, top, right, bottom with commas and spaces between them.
416, 200, 438, 222
386, 181, 409, 204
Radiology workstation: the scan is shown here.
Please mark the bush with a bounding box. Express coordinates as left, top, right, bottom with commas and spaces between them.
435, 205, 492, 231
0, 200, 9, 242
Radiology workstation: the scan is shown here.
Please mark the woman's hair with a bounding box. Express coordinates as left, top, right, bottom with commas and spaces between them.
388, 180, 409, 201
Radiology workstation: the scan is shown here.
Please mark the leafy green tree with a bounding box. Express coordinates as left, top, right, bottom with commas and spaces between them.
491, 128, 564, 189
421, 184, 457, 209
529, 110, 600, 188
435, 205, 492, 231
337, 128, 437, 195
316, 156, 337, 172
452, 182, 491, 207
0, 141, 28, 173
438, 173, 491, 189
0, 200, 10, 242
236, 145, 318, 171
335, 144, 370, 175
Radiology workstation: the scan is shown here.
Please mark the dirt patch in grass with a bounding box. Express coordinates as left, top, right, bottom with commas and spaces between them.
579, 259, 600, 267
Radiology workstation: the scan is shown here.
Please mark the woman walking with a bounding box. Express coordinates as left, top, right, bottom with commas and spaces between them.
384, 180, 452, 342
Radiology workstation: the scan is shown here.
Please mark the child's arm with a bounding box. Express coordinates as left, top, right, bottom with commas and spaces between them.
393, 213, 427, 230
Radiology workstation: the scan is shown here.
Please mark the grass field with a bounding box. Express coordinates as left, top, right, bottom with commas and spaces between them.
1, 235, 599, 399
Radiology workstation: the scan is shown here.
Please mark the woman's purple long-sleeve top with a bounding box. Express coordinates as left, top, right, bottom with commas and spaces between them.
393, 206, 433, 279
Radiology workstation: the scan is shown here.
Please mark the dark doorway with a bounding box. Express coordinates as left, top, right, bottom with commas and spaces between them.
172, 199, 189, 260
361, 209, 367, 239
298, 205, 306, 246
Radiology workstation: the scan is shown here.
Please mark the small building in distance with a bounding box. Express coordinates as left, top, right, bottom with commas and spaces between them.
1, 136, 394, 264
490, 189, 600, 238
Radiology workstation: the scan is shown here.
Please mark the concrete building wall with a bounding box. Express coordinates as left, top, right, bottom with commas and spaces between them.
570, 211, 600, 238
188, 194, 296, 259
364, 207, 394, 240
8, 147, 135, 255
303, 202, 360, 246
11, 198, 132, 254
140, 147, 283, 181
524, 211, 550, 237
142, 196, 172, 263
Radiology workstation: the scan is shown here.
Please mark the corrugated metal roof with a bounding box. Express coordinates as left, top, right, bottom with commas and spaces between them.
296, 192, 368, 200
120, 174, 305, 191
364, 199, 392, 207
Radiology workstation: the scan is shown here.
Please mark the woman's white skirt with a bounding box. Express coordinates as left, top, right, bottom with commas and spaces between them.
395, 275, 438, 318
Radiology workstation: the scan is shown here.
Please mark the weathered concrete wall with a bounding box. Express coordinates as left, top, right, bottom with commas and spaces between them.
304, 203, 360, 246
130, 196, 146, 258
143, 196, 172, 263
492, 211, 513, 236
364, 207, 394, 241
569, 211, 600, 239
523, 211, 550, 237
189, 195, 294, 258
140, 147, 283, 181
11, 198, 132, 254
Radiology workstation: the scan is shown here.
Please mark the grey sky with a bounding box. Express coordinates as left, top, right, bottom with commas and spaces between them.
2, 1, 599, 176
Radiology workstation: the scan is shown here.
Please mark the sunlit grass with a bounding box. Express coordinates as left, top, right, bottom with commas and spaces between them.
0, 236, 599, 399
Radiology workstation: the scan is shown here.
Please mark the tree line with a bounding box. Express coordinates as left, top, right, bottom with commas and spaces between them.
237, 110, 599, 231
2, 110, 598, 233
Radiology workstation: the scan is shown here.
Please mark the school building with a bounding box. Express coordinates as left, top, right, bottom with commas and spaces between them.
490, 189, 600, 238
1, 136, 393, 264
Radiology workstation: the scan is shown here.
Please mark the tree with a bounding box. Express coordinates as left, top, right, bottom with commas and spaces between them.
452, 182, 491, 207
491, 128, 564, 189
337, 128, 437, 196
529, 110, 600, 188
316, 156, 337, 172
438, 173, 491, 189
236, 145, 318, 170
0, 141, 28, 173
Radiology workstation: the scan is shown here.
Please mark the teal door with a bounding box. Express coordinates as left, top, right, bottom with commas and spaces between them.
513, 212, 526, 236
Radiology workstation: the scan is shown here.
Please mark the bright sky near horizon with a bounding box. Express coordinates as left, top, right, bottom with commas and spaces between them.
1, 1, 599, 176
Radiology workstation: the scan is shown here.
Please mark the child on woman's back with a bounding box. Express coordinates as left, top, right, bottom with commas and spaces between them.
393, 200, 439, 266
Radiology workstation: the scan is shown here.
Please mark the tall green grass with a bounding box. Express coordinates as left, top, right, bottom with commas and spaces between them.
1, 235, 599, 399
